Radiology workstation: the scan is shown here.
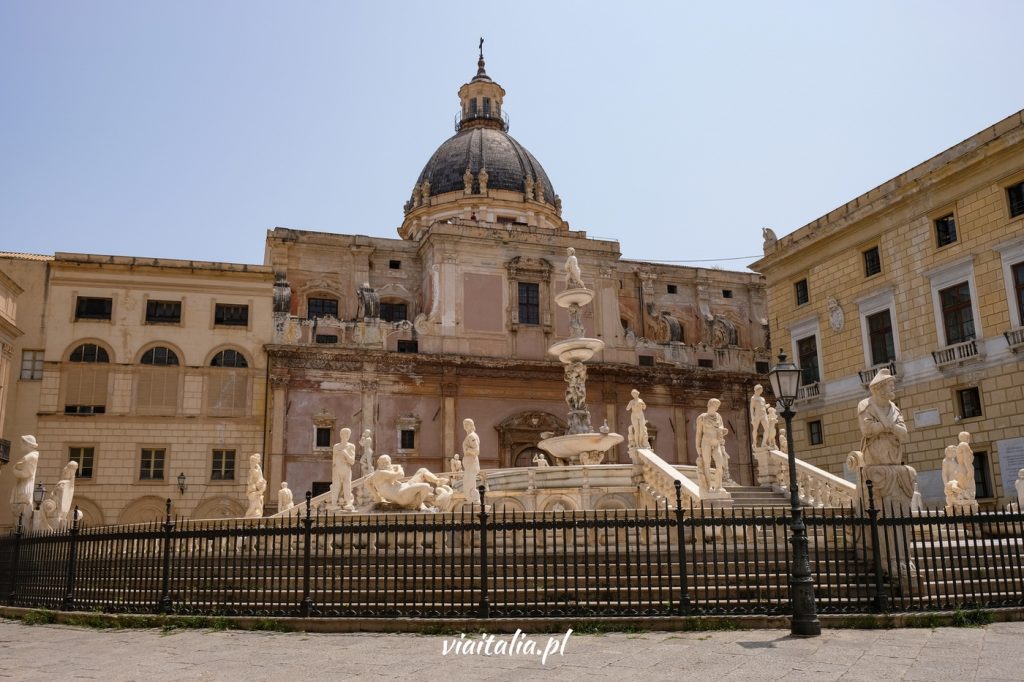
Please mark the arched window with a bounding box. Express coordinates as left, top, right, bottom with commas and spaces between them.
135, 346, 180, 414
64, 343, 110, 414
209, 349, 249, 416
211, 349, 248, 368
141, 346, 179, 366
70, 343, 109, 363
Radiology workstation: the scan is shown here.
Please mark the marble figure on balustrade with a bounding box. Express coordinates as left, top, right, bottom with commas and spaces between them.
462, 418, 482, 505
331, 427, 356, 511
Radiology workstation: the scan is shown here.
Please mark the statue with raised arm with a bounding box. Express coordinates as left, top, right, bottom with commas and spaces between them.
359, 429, 375, 477
331, 427, 356, 511
565, 247, 585, 290
626, 389, 650, 449
750, 384, 770, 449
245, 453, 267, 518
10, 436, 39, 524
462, 418, 482, 505
695, 398, 728, 492
532, 451, 550, 467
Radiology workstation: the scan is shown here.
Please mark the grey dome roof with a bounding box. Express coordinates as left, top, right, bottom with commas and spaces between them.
413, 127, 557, 207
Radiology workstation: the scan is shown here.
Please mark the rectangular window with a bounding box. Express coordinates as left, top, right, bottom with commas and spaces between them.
1009, 181, 1024, 218
397, 340, 418, 353
314, 334, 338, 344
75, 296, 112, 321
315, 427, 332, 449
1013, 262, 1024, 326
698, 358, 714, 368
380, 302, 408, 322
794, 279, 809, 306
808, 420, 823, 446
722, 290, 733, 298
957, 387, 983, 419
863, 246, 882, 277
518, 282, 540, 325
20, 350, 43, 380
667, 284, 677, 294
140, 448, 165, 480
973, 451, 992, 499
797, 335, 820, 385
400, 430, 416, 450
307, 297, 338, 320
389, 259, 401, 270
214, 303, 248, 326
483, 97, 491, 116
935, 214, 957, 247
68, 446, 94, 479
755, 361, 770, 374
211, 449, 236, 481
145, 300, 181, 324
638, 355, 654, 367
866, 309, 896, 366
939, 282, 975, 344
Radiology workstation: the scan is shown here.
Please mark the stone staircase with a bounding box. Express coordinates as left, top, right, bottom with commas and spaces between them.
725, 485, 795, 510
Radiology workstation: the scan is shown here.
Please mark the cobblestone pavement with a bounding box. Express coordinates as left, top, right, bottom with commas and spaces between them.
2, 619, 1023, 681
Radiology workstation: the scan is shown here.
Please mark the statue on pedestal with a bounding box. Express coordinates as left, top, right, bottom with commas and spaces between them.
10, 435, 39, 524
331, 427, 356, 511
278, 482, 294, 512
750, 384, 769, 449
245, 454, 267, 518
41, 460, 78, 530
954, 431, 976, 501
449, 453, 463, 477
365, 455, 434, 510
533, 452, 550, 467
564, 247, 585, 290
462, 418, 482, 505
626, 389, 650, 450
359, 429, 375, 477
695, 398, 728, 493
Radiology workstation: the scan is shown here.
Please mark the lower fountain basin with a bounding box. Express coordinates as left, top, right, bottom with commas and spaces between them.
538, 432, 624, 464
548, 337, 604, 364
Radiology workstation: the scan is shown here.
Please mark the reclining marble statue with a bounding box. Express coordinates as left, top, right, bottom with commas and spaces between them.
365, 454, 435, 510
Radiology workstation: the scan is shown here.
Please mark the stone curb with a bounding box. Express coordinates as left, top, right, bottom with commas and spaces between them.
3, 606, 1023, 633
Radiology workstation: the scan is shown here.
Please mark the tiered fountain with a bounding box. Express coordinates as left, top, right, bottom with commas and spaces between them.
538, 248, 624, 465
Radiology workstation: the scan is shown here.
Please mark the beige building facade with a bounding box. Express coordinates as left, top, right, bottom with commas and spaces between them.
752, 109, 1024, 506
0, 253, 273, 529
0, 263, 25, 469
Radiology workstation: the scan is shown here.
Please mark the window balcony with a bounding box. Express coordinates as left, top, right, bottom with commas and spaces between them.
858, 361, 898, 386
797, 381, 821, 401
931, 338, 981, 368
1005, 326, 1024, 352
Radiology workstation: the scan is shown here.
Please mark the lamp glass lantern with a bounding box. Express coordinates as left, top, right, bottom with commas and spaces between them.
177, 472, 188, 495
768, 349, 801, 407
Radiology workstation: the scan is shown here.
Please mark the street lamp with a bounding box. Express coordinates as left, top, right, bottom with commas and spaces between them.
33, 482, 46, 510
177, 472, 188, 495
768, 349, 821, 637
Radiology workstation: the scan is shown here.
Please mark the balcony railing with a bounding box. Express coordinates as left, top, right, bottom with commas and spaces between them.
859, 361, 898, 386
796, 381, 821, 401
1005, 326, 1024, 352
931, 339, 981, 367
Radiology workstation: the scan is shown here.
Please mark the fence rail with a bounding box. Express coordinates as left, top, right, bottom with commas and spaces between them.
2, 487, 1023, 619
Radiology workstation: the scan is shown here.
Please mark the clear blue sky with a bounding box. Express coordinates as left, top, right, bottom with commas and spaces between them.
2, 1, 1022, 271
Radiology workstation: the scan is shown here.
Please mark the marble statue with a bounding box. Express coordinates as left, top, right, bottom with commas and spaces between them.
778, 427, 788, 452
695, 398, 729, 493
462, 418, 482, 505
533, 452, 550, 467
365, 455, 434, 510
278, 482, 294, 512
356, 283, 380, 320
331, 427, 356, 511
750, 385, 770, 449
10, 435, 39, 524
941, 445, 958, 490
1015, 469, 1024, 508
245, 453, 267, 518
564, 247, 584, 290
766, 406, 779, 450
463, 167, 474, 194
359, 429, 375, 476
449, 453, 463, 476
858, 369, 908, 466
429, 484, 458, 512
478, 167, 488, 193
41, 460, 78, 530
627, 389, 650, 449
944, 480, 966, 510
955, 431, 976, 500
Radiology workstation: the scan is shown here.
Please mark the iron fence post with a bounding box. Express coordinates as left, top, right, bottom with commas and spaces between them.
61, 506, 81, 611
6, 513, 23, 606
866, 480, 888, 613
673, 480, 691, 615
300, 491, 313, 618
477, 486, 490, 619
159, 498, 174, 614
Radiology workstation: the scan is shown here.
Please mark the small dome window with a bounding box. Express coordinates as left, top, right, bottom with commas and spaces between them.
141, 347, 179, 366
70, 343, 109, 363
211, 349, 248, 368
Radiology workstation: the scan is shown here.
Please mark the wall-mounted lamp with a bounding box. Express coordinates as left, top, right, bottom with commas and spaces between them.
177, 472, 188, 495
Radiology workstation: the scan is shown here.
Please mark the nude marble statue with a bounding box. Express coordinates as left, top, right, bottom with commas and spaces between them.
750, 384, 770, 449
695, 398, 728, 492
627, 389, 650, 449
565, 247, 584, 290
332, 427, 356, 511
245, 453, 267, 518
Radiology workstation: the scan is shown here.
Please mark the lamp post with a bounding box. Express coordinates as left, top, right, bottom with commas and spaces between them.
768, 349, 821, 637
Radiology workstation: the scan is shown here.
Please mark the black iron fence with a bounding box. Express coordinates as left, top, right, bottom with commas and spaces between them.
2, 486, 1023, 619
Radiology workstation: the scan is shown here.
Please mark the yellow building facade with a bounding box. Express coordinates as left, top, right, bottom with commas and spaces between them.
752, 109, 1024, 506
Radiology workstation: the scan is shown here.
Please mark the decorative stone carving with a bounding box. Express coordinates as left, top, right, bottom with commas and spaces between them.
41, 460, 78, 531
10, 436, 39, 524
858, 369, 908, 468
827, 296, 845, 332
421, 180, 431, 202
695, 399, 729, 493
359, 429, 375, 477
356, 283, 380, 320
750, 384, 769, 449
331, 427, 356, 511
955, 431, 976, 501
564, 247, 584, 290
709, 315, 738, 348
365, 455, 434, 510
627, 389, 650, 450
778, 427, 788, 452
278, 482, 294, 512
533, 452, 550, 467
449, 453, 463, 476
463, 168, 474, 195
524, 174, 535, 201
554, 195, 562, 216
478, 167, 488, 193
766, 406, 779, 450
762, 227, 778, 252
245, 454, 267, 518
534, 181, 544, 203
1015, 469, 1024, 508
272, 273, 292, 314
462, 418, 482, 505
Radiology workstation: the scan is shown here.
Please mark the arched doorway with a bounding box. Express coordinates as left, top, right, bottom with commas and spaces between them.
495, 411, 566, 468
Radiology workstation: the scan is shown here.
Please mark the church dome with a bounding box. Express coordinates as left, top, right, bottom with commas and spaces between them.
412, 126, 558, 207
